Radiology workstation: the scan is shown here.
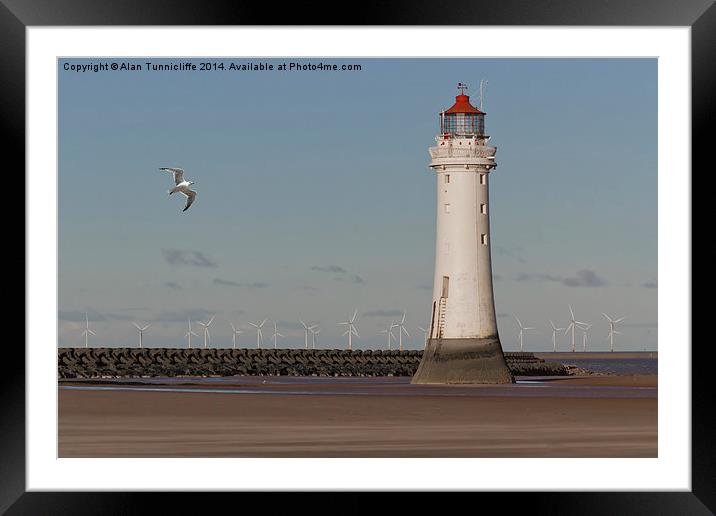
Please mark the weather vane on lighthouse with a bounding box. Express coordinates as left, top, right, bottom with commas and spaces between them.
412, 83, 513, 385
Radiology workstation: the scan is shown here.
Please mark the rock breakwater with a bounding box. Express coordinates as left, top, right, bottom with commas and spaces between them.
58, 348, 569, 379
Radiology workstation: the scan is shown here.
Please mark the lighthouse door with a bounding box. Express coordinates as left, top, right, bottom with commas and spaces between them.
442, 276, 450, 298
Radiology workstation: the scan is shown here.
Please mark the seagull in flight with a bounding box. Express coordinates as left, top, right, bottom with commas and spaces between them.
159, 167, 197, 212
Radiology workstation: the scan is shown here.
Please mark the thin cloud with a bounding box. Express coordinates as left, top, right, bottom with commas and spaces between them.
245, 282, 269, 289
311, 265, 346, 273
311, 265, 364, 284
515, 272, 562, 283
164, 281, 182, 289
562, 269, 606, 287
213, 278, 269, 288
213, 278, 241, 287
514, 269, 607, 287
334, 274, 365, 285
162, 249, 217, 268
495, 245, 526, 263
642, 281, 658, 289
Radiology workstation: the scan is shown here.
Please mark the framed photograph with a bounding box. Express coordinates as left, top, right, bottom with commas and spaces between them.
9, 0, 713, 512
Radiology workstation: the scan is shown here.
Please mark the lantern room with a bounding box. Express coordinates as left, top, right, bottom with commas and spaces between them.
439, 85, 485, 137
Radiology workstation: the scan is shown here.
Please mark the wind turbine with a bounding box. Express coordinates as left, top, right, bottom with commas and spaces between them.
132, 322, 150, 348
417, 325, 429, 346
230, 323, 244, 349
565, 305, 588, 352
514, 316, 535, 352
338, 309, 359, 350
378, 322, 396, 350
249, 319, 267, 348
271, 322, 284, 349
397, 312, 410, 352
184, 318, 198, 348
549, 320, 565, 352
81, 312, 96, 348
299, 319, 316, 350
310, 326, 320, 349
602, 313, 626, 352
197, 315, 215, 349
581, 323, 592, 352
389, 320, 399, 350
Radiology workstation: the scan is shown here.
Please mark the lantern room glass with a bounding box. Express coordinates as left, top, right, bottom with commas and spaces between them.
441, 113, 484, 136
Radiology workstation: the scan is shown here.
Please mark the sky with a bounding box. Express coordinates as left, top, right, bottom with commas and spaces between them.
58, 58, 657, 351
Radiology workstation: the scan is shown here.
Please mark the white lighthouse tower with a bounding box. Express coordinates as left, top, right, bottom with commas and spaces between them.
412, 83, 513, 384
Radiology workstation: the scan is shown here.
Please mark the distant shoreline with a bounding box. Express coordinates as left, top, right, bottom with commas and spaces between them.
534, 351, 657, 360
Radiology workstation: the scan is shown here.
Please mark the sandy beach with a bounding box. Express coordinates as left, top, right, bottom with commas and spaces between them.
58, 374, 657, 458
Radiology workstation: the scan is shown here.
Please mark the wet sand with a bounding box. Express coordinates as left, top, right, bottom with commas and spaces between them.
543, 375, 658, 387
58, 375, 657, 458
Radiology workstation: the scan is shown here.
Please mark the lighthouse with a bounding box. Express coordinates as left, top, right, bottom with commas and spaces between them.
412, 83, 513, 384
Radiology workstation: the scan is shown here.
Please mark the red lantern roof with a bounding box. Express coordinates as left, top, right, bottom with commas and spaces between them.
445, 94, 485, 115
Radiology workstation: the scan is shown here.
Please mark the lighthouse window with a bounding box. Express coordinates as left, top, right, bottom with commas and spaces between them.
480, 203, 487, 214
481, 234, 488, 245
444, 204, 451, 213
442, 276, 450, 298
479, 174, 486, 185
445, 174, 450, 184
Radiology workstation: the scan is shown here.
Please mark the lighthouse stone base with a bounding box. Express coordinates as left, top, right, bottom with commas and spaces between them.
411, 337, 514, 384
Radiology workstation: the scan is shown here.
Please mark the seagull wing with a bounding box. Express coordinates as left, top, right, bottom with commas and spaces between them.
160, 167, 185, 185
182, 189, 196, 212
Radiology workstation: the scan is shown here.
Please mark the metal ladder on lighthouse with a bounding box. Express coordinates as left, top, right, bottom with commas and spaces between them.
436, 297, 447, 339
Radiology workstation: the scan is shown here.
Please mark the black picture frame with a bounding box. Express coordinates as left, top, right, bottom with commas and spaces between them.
6, 0, 713, 513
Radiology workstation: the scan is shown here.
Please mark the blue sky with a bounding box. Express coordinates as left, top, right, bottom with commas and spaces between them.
58, 58, 657, 351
